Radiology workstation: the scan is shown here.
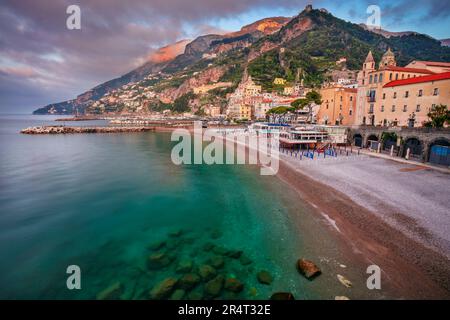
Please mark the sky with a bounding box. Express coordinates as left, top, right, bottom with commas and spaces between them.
1, 0, 449, 114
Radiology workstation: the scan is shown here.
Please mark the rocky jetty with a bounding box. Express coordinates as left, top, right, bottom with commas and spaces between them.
20, 126, 155, 134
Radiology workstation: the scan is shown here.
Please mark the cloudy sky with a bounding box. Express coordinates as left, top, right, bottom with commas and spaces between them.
1, 0, 449, 113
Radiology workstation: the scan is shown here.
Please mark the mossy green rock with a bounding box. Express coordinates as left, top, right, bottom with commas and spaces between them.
96, 282, 124, 300
149, 278, 178, 300
224, 277, 244, 293
178, 273, 201, 290
198, 264, 217, 281
204, 275, 224, 298
147, 252, 173, 270
257, 270, 273, 285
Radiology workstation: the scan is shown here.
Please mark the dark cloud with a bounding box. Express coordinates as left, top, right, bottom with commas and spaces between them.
0, 0, 447, 113
0, 0, 308, 112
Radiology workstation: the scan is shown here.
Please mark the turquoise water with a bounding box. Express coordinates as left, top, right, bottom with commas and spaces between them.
0, 115, 329, 300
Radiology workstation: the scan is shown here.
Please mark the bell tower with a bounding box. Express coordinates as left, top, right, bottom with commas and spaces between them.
379, 48, 396, 69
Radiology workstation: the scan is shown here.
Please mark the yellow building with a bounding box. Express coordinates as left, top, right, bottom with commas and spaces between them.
283, 86, 294, 96
273, 78, 287, 85
239, 104, 253, 120
355, 49, 449, 127
381, 72, 450, 126
318, 86, 357, 125
244, 76, 262, 96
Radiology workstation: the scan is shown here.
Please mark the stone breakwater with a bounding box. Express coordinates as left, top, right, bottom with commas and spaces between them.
20, 126, 155, 134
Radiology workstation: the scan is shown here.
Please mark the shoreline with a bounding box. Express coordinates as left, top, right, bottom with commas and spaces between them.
276, 155, 450, 299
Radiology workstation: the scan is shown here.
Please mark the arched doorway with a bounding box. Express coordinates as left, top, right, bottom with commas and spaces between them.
382, 132, 398, 153
354, 133, 363, 147
366, 134, 379, 150
428, 139, 450, 166
403, 137, 423, 160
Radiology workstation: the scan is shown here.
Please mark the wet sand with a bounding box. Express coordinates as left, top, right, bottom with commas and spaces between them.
277, 154, 450, 299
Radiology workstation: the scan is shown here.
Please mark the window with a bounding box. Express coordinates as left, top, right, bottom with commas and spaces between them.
362, 79, 365, 85
369, 104, 374, 113
374, 74, 378, 83
395, 74, 399, 80
381, 105, 384, 112
403, 105, 407, 112
418, 89, 423, 97
382, 93, 386, 100
401, 74, 405, 79
405, 91, 409, 98
350, 96, 353, 102
349, 109, 353, 115
393, 92, 397, 99
389, 73, 393, 81
340, 96, 343, 102
369, 75, 373, 84
433, 88, 439, 96
379, 73, 383, 82
392, 105, 396, 112
416, 105, 421, 112
326, 104, 329, 109
340, 105, 343, 110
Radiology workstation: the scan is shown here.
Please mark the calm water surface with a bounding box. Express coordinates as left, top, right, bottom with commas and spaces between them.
0, 115, 326, 299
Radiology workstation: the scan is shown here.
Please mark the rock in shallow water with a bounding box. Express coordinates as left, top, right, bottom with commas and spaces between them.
170, 289, 186, 300
176, 260, 193, 273
270, 292, 295, 300
208, 256, 225, 269
149, 278, 178, 300
224, 278, 244, 293
204, 275, 224, 298
257, 270, 273, 285
148, 240, 166, 251
198, 264, 217, 281
296, 258, 321, 279
96, 282, 124, 300
335, 295, 350, 300
147, 252, 173, 270
178, 273, 201, 290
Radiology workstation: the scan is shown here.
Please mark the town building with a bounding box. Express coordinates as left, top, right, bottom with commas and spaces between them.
355, 49, 450, 127
318, 86, 357, 125
273, 78, 287, 85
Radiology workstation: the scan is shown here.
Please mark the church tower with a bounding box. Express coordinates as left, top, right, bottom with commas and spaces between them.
363, 51, 376, 72
379, 48, 396, 69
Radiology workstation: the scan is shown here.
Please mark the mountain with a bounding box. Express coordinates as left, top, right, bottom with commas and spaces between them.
33, 18, 289, 115
359, 24, 416, 38
34, 6, 450, 115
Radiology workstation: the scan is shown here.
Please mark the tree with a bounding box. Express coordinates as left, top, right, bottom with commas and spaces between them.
424, 104, 449, 128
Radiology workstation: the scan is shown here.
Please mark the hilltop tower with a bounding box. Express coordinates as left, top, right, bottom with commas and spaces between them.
379, 48, 396, 69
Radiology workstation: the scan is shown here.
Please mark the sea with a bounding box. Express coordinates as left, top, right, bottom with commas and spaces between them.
0, 114, 377, 300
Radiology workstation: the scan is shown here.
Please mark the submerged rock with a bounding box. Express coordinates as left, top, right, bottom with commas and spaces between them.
148, 240, 166, 251
176, 260, 193, 273
149, 278, 178, 300
270, 292, 295, 300
204, 275, 224, 298
147, 252, 173, 270
296, 259, 321, 279
168, 229, 183, 238
257, 271, 273, 285
227, 250, 243, 259
337, 274, 352, 288
208, 256, 225, 269
203, 242, 215, 252
187, 287, 204, 300
178, 273, 201, 290
96, 282, 124, 300
212, 246, 228, 256
210, 229, 223, 239
224, 278, 244, 293
239, 255, 252, 266
170, 289, 186, 300
198, 264, 217, 281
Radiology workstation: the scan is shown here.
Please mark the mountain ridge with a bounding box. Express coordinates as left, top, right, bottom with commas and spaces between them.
33, 7, 450, 115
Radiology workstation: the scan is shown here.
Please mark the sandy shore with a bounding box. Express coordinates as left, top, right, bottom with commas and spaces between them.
277, 152, 450, 299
